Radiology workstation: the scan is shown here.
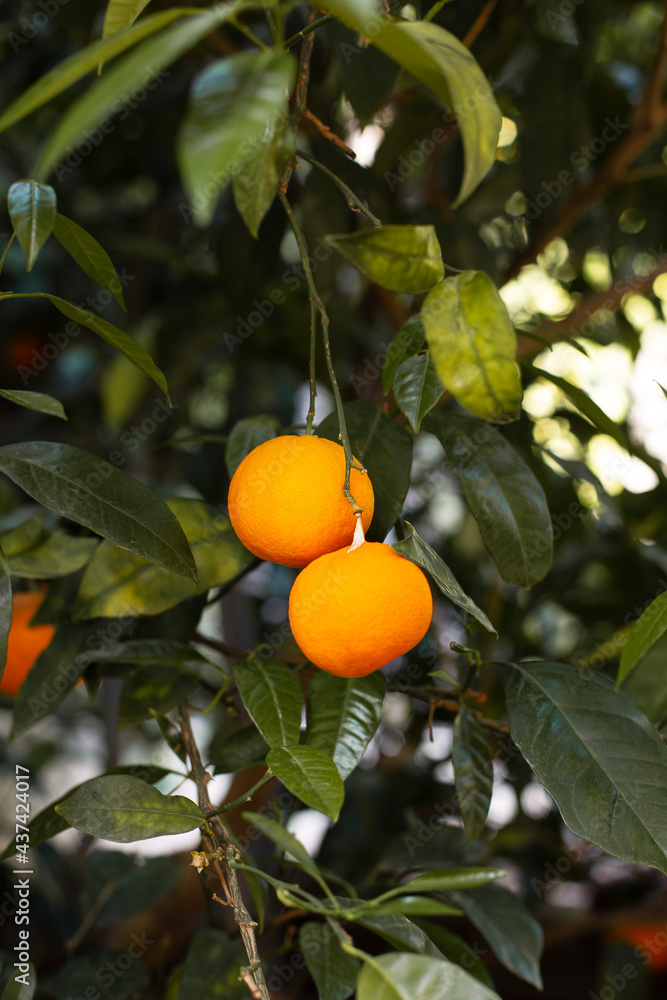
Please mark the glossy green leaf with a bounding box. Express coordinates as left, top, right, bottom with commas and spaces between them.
453, 705, 493, 845
357, 952, 501, 1000
225, 415, 279, 479
426, 411, 552, 588
0, 545, 10, 684
324, 226, 443, 293
266, 745, 344, 820
241, 812, 326, 887
530, 366, 629, 450
7, 180, 57, 271
178, 928, 249, 1000
415, 921, 494, 986
77, 638, 212, 667
0, 765, 170, 860
423, 272, 521, 423
55, 774, 204, 842
507, 660, 667, 875
52, 214, 125, 309
393, 354, 444, 431
393, 523, 495, 633
178, 50, 297, 227
33, 6, 243, 181
346, 907, 444, 959
7, 531, 97, 579
233, 659, 302, 749
618, 591, 667, 686
385, 867, 505, 898
0, 389, 67, 421
233, 117, 296, 238
102, 0, 153, 38
382, 315, 426, 395
450, 884, 543, 990
299, 922, 361, 1000
319, 0, 501, 205
306, 671, 385, 780
0, 8, 195, 133
74, 498, 251, 619
82, 851, 180, 926
209, 724, 270, 774
118, 662, 200, 729
0, 967, 36, 1000
368, 896, 462, 918
0, 442, 196, 580
318, 400, 413, 542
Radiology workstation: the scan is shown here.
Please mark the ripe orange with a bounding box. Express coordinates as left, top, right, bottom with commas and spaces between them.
1, 591, 55, 696
288, 539, 432, 677
228, 435, 374, 568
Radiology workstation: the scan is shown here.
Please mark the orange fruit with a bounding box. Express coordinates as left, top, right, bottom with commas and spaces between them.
1, 591, 55, 696
608, 922, 667, 972
228, 434, 374, 568
288, 539, 432, 677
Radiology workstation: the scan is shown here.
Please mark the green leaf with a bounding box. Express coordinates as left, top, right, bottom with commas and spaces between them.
73, 498, 251, 619
324, 226, 443, 294
393, 523, 495, 634
7, 180, 57, 271
450, 884, 543, 990
266, 745, 344, 820
618, 591, 667, 686
319, 0, 501, 205
241, 812, 326, 887
0, 517, 47, 557
382, 315, 426, 395
102, 0, 153, 38
118, 662, 200, 729
529, 366, 630, 450
357, 952, 501, 1000
452, 705, 493, 845
426, 411, 552, 588
233, 117, 296, 238
0, 8, 195, 133
299, 922, 361, 1000
392, 355, 444, 431
233, 659, 302, 749
0, 765, 171, 860
368, 896, 462, 918
178, 50, 297, 227
209, 724, 270, 774
54, 774, 204, 842
318, 400, 413, 542
0, 389, 67, 421
32, 6, 242, 182
412, 922, 494, 987
52, 214, 126, 309
6, 530, 97, 579
0, 546, 10, 691
178, 928, 249, 1000
306, 671, 385, 780
76, 637, 212, 667
225, 415, 279, 479
0, 442, 196, 581
506, 660, 667, 875
423, 272, 521, 423
81, 851, 180, 926
388, 867, 505, 897
0, 967, 36, 1000
346, 907, 445, 959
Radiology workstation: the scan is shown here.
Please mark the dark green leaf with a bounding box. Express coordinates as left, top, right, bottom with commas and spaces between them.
233, 117, 296, 238
306, 671, 385, 780
225, 415, 279, 479
0, 545, 10, 685
233, 659, 302, 749
387, 867, 505, 897
530, 366, 629, 450
318, 400, 413, 542
241, 812, 327, 887
178, 928, 249, 1000
0, 389, 67, 421
507, 660, 667, 875
210, 724, 270, 774
266, 745, 344, 820
178, 50, 297, 226
53, 214, 126, 309
0, 518, 47, 557
357, 952, 501, 1000
423, 272, 521, 423
55, 774, 205, 842
82, 851, 180, 926
324, 226, 443, 293
76, 637, 212, 666
328, 21, 398, 124
0, 442, 196, 581
618, 591, 667, 685
7, 180, 57, 271
453, 705, 493, 845
0, 967, 36, 1000
393, 523, 495, 633
413, 921, 494, 987
345, 906, 444, 959
368, 896, 462, 918
74, 498, 250, 619
44, 948, 149, 1000
393, 354, 444, 431
118, 662, 200, 729
426, 411, 552, 588
450, 884, 543, 989
299, 921, 361, 1000
382, 315, 426, 395
7, 531, 97, 579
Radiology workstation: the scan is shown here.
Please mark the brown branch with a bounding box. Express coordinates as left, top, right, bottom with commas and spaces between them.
301, 107, 357, 158
463, 0, 498, 49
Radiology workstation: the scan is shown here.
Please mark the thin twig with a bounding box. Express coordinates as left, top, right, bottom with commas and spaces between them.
281, 6, 318, 193
462, 0, 498, 48
283, 13, 335, 50
207, 771, 274, 817
301, 107, 357, 159
298, 149, 381, 225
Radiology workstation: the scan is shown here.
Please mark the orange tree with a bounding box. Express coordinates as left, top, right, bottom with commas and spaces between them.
1, 1, 667, 998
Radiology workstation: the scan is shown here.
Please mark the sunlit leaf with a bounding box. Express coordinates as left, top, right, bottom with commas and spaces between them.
7, 180, 56, 271
324, 226, 444, 293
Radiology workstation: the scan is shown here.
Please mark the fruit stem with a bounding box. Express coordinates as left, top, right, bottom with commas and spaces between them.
277, 189, 364, 513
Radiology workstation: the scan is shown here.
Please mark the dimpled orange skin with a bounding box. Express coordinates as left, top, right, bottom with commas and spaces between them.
288, 541, 432, 677
228, 435, 375, 569
1, 592, 55, 697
